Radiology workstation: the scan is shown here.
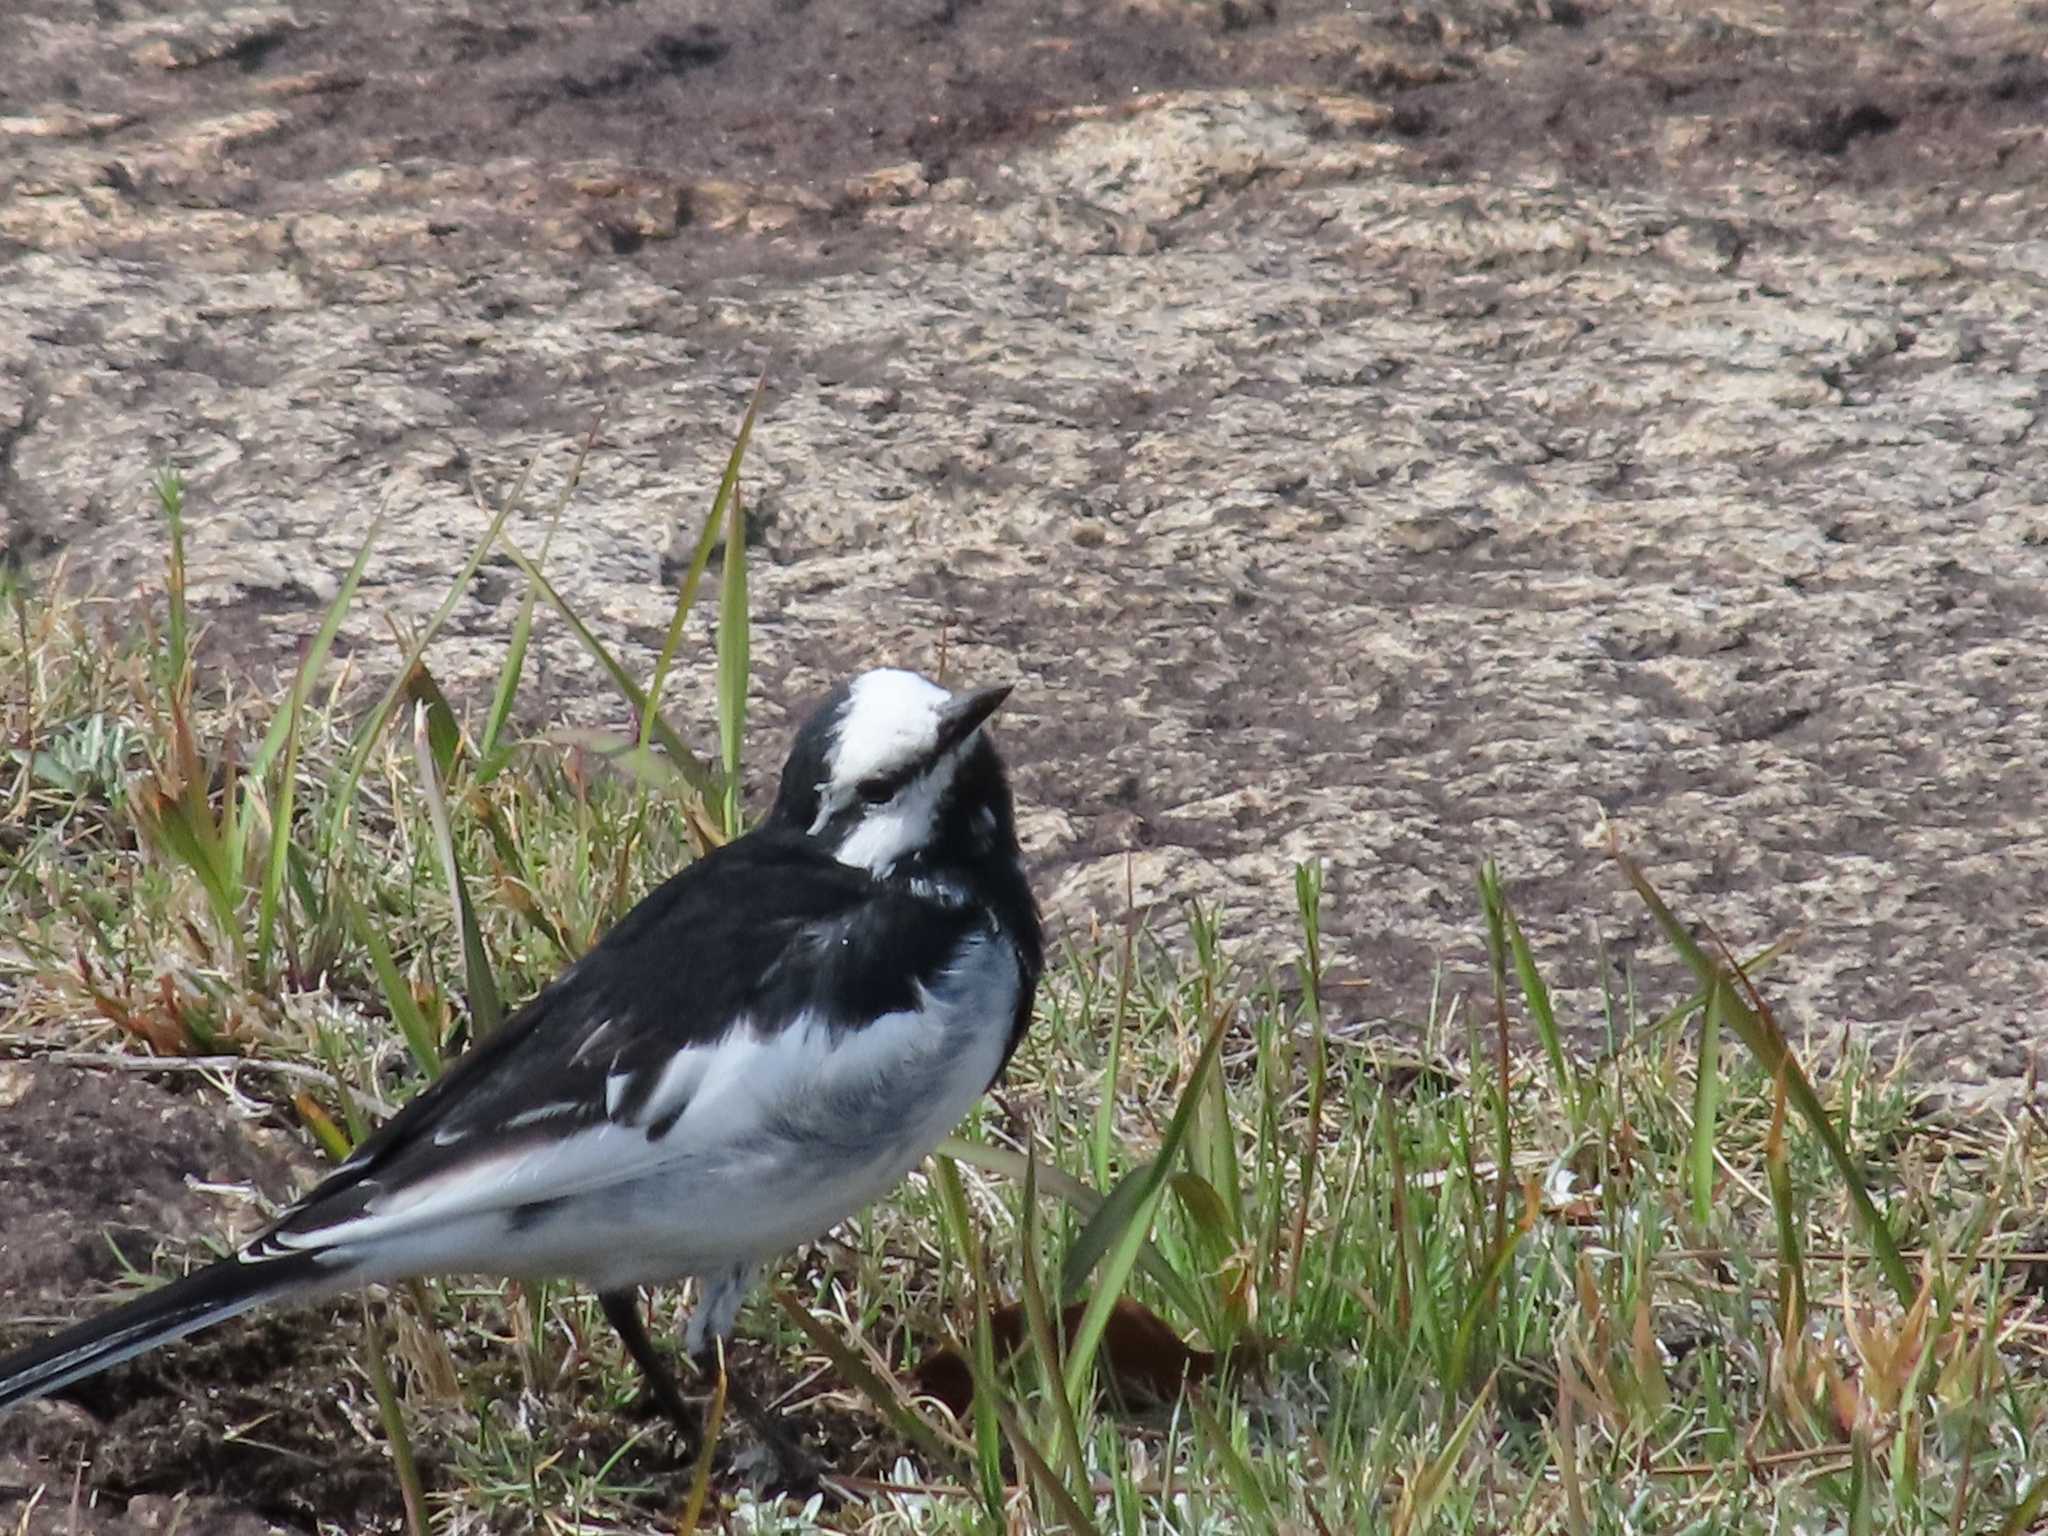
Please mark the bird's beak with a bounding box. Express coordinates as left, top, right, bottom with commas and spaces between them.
936, 683, 1013, 751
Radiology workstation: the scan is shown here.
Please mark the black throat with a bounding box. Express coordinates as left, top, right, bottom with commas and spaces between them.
918, 735, 1043, 1069
766, 703, 1044, 1064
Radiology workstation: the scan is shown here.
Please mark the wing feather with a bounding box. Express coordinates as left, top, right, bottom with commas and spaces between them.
250, 831, 990, 1264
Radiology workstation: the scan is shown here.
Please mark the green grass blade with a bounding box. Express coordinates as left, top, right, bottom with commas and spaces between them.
1765, 1067, 1806, 1339
294, 1090, 354, 1162
640, 376, 764, 761
1689, 978, 1725, 1226
1613, 844, 1914, 1303
1403, 1370, 1496, 1534
771, 1291, 971, 1473
1019, 1151, 1089, 1494
1061, 999, 1234, 1407
253, 684, 304, 987
481, 497, 565, 762
1446, 1217, 1526, 1407
1995, 1476, 2048, 1536
1480, 861, 1576, 1124
715, 480, 749, 840
412, 700, 503, 1039
245, 514, 381, 977
494, 537, 719, 799
1287, 859, 1329, 1298
351, 893, 442, 1079
481, 580, 538, 763
151, 469, 189, 700
404, 662, 464, 782
995, 1392, 1102, 1536
932, 1153, 1005, 1511
249, 512, 381, 785
1188, 1003, 1246, 1249
322, 491, 519, 858
938, 1135, 1210, 1333
1185, 1389, 1276, 1527
1092, 949, 1126, 1192
1169, 1170, 1236, 1242
1479, 869, 1515, 1261
1060, 1156, 1160, 1303
135, 785, 241, 944
675, 1350, 726, 1535
1846, 1417, 1874, 1536
360, 1298, 429, 1536
638, 514, 718, 755
1498, 866, 1577, 1126
938, 1150, 1089, 1526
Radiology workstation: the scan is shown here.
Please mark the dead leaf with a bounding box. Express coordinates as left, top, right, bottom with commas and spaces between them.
912, 1295, 1259, 1418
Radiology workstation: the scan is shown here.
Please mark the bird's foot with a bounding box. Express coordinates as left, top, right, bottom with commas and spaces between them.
751, 1423, 827, 1499
692, 1345, 838, 1500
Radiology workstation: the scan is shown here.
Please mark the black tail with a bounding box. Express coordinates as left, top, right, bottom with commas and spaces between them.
0, 1252, 325, 1412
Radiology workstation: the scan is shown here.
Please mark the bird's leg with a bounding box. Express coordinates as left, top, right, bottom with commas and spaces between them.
683, 1264, 825, 1494
695, 1341, 824, 1494
598, 1288, 701, 1449
602, 1280, 824, 1493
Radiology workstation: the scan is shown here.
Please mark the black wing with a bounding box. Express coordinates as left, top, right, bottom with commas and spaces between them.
251, 829, 986, 1255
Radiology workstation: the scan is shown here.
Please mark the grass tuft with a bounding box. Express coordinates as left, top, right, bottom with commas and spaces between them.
0, 424, 2042, 1536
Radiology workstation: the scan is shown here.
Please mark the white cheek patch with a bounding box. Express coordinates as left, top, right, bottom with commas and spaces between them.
833, 746, 962, 875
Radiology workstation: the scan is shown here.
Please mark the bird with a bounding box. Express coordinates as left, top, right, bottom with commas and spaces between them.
0, 667, 1042, 1489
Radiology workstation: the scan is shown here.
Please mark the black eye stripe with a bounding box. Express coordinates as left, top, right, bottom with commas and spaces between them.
855, 762, 921, 804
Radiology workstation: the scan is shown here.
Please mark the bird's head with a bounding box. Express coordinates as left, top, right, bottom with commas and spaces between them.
771, 669, 1021, 881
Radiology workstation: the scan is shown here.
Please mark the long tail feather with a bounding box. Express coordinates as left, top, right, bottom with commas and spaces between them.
0, 1252, 327, 1411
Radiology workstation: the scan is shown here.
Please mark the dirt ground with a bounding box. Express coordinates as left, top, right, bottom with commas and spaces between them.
0, 1062, 398, 1532
2, 0, 2046, 1526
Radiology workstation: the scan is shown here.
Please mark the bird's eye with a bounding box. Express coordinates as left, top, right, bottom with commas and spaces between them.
856, 778, 894, 805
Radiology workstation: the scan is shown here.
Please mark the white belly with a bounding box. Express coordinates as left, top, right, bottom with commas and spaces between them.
349, 928, 1020, 1291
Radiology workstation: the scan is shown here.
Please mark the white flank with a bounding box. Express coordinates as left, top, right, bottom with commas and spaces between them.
272, 928, 1020, 1291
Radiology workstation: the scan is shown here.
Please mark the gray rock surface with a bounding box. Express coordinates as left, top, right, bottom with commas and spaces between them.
2, 0, 2045, 1098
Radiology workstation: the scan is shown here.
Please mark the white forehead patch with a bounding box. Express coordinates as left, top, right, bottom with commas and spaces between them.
826, 668, 951, 791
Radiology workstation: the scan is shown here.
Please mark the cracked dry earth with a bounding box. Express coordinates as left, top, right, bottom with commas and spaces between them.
1, 0, 2047, 1526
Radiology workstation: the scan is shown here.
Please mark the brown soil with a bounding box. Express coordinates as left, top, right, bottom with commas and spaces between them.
0, 1062, 397, 1531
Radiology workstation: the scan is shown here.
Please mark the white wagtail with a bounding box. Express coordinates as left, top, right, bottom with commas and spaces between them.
0, 668, 1041, 1488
